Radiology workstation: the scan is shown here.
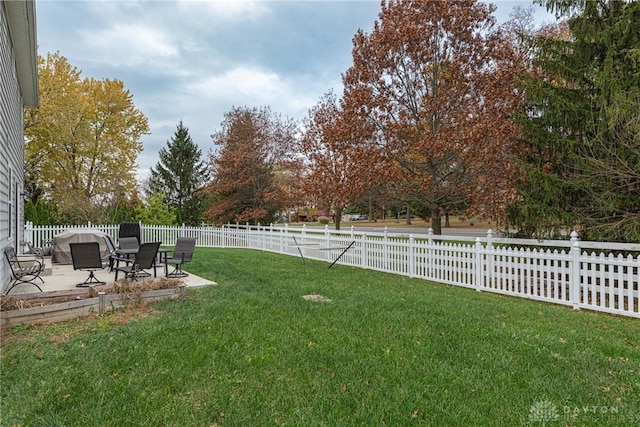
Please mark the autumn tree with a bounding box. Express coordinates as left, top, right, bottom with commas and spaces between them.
24, 52, 149, 224
301, 92, 383, 230
205, 106, 298, 225
148, 120, 208, 225
512, 0, 640, 240
341, 0, 526, 234
273, 159, 305, 224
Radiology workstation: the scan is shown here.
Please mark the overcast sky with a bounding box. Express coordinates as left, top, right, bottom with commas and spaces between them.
35, 0, 555, 180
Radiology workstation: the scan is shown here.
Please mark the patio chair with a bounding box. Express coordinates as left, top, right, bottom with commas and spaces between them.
119, 222, 141, 245
113, 242, 161, 281
165, 237, 196, 278
118, 236, 140, 251
115, 236, 140, 264
26, 241, 48, 261
70, 242, 107, 287
103, 235, 118, 270
4, 246, 44, 294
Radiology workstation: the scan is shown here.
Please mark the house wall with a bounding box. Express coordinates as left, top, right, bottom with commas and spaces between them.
0, 3, 28, 292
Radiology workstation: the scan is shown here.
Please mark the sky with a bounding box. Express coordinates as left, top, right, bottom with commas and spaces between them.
35, 0, 556, 181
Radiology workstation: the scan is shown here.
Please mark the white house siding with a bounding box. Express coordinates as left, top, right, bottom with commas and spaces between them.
0, 1, 38, 293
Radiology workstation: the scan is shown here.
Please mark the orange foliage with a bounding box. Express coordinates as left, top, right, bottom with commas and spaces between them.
339, 0, 527, 228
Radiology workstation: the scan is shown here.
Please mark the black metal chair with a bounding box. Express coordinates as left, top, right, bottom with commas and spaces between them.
3, 247, 44, 294
165, 237, 196, 278
26, 241, 48, 260
103, 235, 118, 271
114, 242, 161, 281
118, 236, 140, 251
118, 222, 141, 246
70, 242, 107, 287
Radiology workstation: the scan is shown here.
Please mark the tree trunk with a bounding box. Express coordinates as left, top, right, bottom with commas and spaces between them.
334, 211, 342, 230
405, 203, 411, 225
368, 194, 374, 222
431, 207, 442, 235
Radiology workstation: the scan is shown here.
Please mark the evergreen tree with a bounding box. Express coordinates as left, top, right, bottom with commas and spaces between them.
511, 0, 640, 241
149, 121, 208, 225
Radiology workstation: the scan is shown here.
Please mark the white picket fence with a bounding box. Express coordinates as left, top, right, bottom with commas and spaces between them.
24, 222, 640, 318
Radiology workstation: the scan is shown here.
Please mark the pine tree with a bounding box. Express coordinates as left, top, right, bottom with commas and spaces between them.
148, 121, 208, 225
511, 0, 640, 241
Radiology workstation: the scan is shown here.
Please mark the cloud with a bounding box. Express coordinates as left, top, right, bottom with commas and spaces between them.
79, 24, 178, 66
184, 0, 270, 21
189, 67, 284, 99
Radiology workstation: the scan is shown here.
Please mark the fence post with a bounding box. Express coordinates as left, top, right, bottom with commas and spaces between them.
475, 237, 483, 292
24, 221, 33, 247
325, 225, 331, 252
570, 231, 581, 310
486, 229, 494, 288
384, 227, 389, 271
98, 292, 106, 314
409, 235, 415, 278
427, 228, 434, 279
361, 233, 367, 268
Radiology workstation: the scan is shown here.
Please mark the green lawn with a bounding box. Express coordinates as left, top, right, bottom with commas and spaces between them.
1, 248, 639, 426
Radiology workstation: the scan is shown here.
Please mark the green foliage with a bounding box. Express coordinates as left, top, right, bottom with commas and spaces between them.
24, 200, 57, 225
513, 0, 640, 241
2, 249, 638, 426
135, 192, 177, 225
148, 121, 208, 226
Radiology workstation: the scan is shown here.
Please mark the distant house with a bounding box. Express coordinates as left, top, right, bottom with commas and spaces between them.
0, 0, 39, 292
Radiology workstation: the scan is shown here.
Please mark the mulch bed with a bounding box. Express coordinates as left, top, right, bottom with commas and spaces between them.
0, 277, 185, 311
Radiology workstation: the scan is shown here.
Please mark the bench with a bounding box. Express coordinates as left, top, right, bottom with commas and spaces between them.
4, 246, 44, 294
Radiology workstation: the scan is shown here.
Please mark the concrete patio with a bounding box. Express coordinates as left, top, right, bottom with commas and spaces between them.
5, 256, 215, 296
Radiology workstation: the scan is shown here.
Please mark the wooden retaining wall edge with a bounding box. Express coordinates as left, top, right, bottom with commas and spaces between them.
0, 286, 186, 328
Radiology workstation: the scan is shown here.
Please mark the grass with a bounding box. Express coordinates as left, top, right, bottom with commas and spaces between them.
1, 248, 639, 426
